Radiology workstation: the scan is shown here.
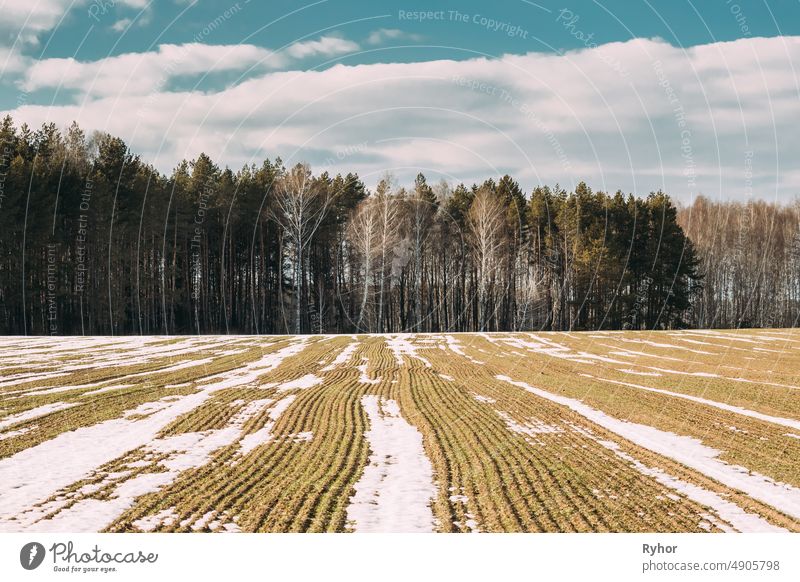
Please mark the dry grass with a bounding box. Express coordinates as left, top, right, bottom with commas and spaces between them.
0, 329, 798, 533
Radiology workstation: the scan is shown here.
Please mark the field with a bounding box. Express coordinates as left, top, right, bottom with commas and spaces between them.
0, 330, 798, 533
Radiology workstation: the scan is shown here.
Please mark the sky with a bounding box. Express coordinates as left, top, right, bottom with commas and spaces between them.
1, 0, 799, 201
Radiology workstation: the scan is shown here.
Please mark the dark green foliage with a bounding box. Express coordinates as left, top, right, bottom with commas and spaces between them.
0, 118, 708, 334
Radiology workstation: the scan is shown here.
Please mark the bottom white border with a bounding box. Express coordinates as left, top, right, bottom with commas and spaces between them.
1, 533, 797, 581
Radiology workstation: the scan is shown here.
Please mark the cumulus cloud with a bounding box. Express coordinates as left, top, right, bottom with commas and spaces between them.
285, 36, 360, 59
4, 36, 799, 201
0, 1, 87, 37
366, 29, 423, 46
111, 18, 133, 33
19, 35, 360, 98
0, 46, 29, 74
0, 0, 166, 45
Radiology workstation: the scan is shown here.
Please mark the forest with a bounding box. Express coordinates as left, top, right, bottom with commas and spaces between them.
0, 116, 798, 335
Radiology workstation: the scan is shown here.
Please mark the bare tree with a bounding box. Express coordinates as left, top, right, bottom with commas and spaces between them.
347, 177, 404, 332
348, 197, 380, 330
375, 178, 402, 332
468, 185, 506, 331
269, 163, 332, 334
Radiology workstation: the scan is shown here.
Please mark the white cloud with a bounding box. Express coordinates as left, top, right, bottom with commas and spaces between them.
0, 46, 29, 74
0, 0, 87, 37
111, 18, 133, 33
4, 36, 800, 201
366, 29, 423, 46
0, 0, 158, 45
19, 35, 359, 98
285, 36, 360, 59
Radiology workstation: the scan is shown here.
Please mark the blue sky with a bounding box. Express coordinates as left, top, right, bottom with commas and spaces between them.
23, 1, 800, 62
1, 0, 799, 200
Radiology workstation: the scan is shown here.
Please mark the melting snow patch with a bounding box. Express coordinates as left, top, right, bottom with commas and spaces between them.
191, 511, 216, 531
576, 352, 625, 364
472, 394, 496, 404
346, 396, 437, 532
497, 411, 562, 444
617, 369, 661, 377
595, 439, 783, 533
0, 340, 309, 532
82, 384, 135, 396
0, 402, 78, 431
320, 342, 359, 371
276, 374, 323, 392
19, 398, 274, 532
238, 396, 297, 455
357, 361, 381, 385
496, 374, 800, 521
448, 489, 479, 532
445, 335, 484, 364
286, 431, 313, 442
133, 508, 178, 532
123, 399, 175, 418
587, 376, 800, 432
0, 426, 35, 441
386, 335, 432, 368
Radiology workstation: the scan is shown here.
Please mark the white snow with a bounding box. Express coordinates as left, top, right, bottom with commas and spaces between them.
238, 395, 297, 455
386, 335, 432, 368
583, 375, 800, 432
472, 394, 496, 404
191, 511, 217, 531
81, 384, 135, 396
346, 396, 437, 532
448, 490, 479, 532
617, 338, 716, 354
357, 361, 381, 385
601, 344, 684, 361
0, 339, 309, 532
648, 366, 720, 378
123, 399, 175, 418
132, 508, 178, 532
493, 334, 612, 365
595, 439, 783, 532
496, 375, 800, 521
0, 402, 78, 431
320, 342, 359, 371
575, 352, 626, 364
445, 335, 484, 364
19, 397, 276, 532
497, 411, 563, 440
276, 373, 323, 392
617, 368, 662, 377
0, 372, 69, 389
0, 426, 35, 441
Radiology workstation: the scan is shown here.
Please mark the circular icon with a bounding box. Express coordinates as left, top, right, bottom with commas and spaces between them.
20, 542, 46, 570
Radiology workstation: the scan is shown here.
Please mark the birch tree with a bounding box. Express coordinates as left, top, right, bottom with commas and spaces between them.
468, 185, 506, 331
269, 163, 332, 334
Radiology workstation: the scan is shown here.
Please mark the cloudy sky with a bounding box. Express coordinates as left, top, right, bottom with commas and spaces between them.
1, 0, 799, 201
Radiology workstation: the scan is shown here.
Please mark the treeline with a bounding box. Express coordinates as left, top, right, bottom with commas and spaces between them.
678, 197, 800, 329
0, 117, 794, 335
